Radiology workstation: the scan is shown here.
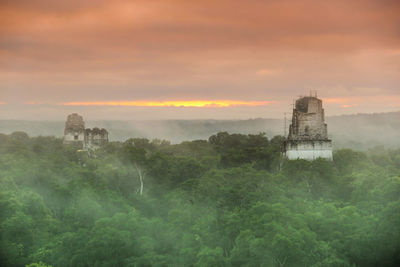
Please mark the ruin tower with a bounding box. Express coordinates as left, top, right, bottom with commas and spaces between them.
84, 127, 109, 150
284, 96, 333, 160
64, 113, 85, 144
63, 113, 109, 149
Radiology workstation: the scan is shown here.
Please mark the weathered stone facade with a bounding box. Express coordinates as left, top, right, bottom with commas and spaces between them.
63, 113, 108, 149
284, 96, 333, 160
84, 127, 109, 149
64, 113, 85, 144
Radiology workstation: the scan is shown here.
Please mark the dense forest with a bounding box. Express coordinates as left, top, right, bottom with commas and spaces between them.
0, 131, 400, 266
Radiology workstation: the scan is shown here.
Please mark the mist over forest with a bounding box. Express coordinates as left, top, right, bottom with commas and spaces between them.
2, 0, 400, 265
1, 129, 400, 266
0, 111, 399, 150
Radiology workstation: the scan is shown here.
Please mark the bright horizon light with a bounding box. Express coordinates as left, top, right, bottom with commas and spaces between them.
60, 100, 275, 108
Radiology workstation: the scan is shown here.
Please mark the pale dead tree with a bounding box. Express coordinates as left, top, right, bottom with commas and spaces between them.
134, 162, 146, 196
121, 141, 147, 196
305, 179, 312, 194
274, 256, 287, 267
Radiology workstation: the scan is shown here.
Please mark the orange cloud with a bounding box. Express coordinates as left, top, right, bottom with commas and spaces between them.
323, 97, 365, 108
322, 98, 352, 104
1, 1, 399, 119
256, 69, 281, 76
60, 100, 274, 108
342, 104, 358, 108
25, 101, 45, 105
323, 95, 400, 109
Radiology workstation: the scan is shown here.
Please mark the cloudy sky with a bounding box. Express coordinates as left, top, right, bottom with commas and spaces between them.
1, 0, 399, 120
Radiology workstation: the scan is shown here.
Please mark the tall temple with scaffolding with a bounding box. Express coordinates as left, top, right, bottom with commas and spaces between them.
284, 94, 333, 160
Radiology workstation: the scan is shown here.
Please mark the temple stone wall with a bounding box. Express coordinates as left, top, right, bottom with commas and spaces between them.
289, 97, 328, 140
285, 140, 333, 160
63, 113, 85, 144
84, 127, 109, 149
285, 96, 333, 160
63, 113, 108, 149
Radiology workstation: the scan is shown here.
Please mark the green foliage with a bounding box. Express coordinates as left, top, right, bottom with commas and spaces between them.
26, 262, 52, 267
208, 132, 278, 170
0, 133, 399, 266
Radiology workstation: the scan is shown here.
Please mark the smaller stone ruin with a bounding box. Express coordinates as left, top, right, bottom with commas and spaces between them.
85, 127, 109, 149
63, 113, 108, 149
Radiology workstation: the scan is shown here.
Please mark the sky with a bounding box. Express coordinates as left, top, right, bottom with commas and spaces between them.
0, 0, 399, 120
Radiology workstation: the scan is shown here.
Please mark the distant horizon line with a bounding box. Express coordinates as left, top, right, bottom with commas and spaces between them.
0, 110, 398, 122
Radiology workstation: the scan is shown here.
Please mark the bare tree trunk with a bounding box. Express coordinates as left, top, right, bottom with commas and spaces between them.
139, 170, 144, 195
273, 257, 287, 267
134, 163, 145, 196
306, 179, 312, 194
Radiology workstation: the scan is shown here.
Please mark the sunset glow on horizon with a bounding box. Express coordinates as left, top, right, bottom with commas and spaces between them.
60, 100, 274, 108
1, 0, 399, 120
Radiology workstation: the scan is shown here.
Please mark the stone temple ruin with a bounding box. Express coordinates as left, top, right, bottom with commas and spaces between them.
284, 96, 333, 160
63, 113, 108, 149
